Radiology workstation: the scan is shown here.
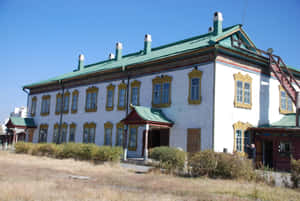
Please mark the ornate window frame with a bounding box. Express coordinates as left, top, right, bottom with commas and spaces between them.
106, 84, 115, 111
30, 96, 37, 117
63, 91, 70, 114
233, 121, 252, 153
279, 85, 294, 114
234, 72, 252, 109
38, 124, 48, 143
83, 122, 96, 143
188, 69, 203, 104
130, 80, 141, 106
152, 75, 172, 108
71, 90, 79, 114
104, 121, 113, 146
61, 123, 68, 143
55, 93, 62, 115
41, 95, 51, 116
69, 123, 76, 142
117, 82, 127, 111
115, 122, 124, 146
85, 87, 98, 112
53, 123, 59, 143
128, 125, 138, 151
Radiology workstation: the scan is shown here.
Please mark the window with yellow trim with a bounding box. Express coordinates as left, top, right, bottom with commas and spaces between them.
104, 122, 113, 146
233, 121, 252, 153
117, 82, 127, 110
128, 125, 138, 151
85, 87, 98, 112
279, 85, 294, 114
63, 91, 70, 114
60, 123, 68, 143
234, 72, 252, 109
55, 93, 62, 115
106, 84, 115, 111
41, 95, 51, 116
131, 80, 141, 106
83, 122, 96, 143
152, 75, 172, 108
38, 124, 48, 143
116, 122, 124, 146
69, 123, 76, 142
53, 123, 59, 143
71, 90, 79, 114
30, 96, 37, 117
188, 69, 202, 104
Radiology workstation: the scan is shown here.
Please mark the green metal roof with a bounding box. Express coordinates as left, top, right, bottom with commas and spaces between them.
23, 25, 242, 88
260, 114, 300, 128
9, 117, 36, 128
132, 105, 173, 124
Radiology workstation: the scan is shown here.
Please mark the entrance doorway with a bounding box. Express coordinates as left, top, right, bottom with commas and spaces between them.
142, 128, 170, 156
263, 140, 273, 168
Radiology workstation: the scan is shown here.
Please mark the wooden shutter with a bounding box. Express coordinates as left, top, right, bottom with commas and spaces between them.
187, 128, 201, 153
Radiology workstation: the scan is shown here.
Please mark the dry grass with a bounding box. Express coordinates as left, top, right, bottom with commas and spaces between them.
0, 151, 299, 201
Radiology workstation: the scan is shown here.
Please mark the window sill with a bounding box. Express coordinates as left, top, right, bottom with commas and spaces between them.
128, 147, 137, 151
40, 112, 50, 116
234, 102, 252, 109
152, 103, 171, 108
188, 98, 201, 105
71, 110, 77, 114
106, 106, 114, 111
279, 108, 294, 114
117, 106, 125, 111
85, 108, 97, 112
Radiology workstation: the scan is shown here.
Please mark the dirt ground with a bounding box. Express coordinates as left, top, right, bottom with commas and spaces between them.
0, 151, 299, 201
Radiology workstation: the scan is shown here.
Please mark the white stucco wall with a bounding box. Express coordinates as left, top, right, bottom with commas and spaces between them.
29, 62, 215, 157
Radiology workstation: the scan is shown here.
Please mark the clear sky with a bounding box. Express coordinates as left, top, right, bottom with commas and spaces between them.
0, 0, 299, 122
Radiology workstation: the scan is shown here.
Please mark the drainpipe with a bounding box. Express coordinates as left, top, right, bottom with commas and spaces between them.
22, 88, 30, 117
123, 67, 130, 161
57, 80, 64, 144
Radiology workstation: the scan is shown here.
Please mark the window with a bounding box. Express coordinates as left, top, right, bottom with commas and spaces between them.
188, 69, 202, 104
279, 86, 294, 114
117, 82, 127, 110
106, 84, 115, 111
69, 123, 76, 142
116, 122, 124, 146
63, 92, 70, 114
38, 124, 48, 143
83, 123, 96, 143
131, 80, 141, 106
71, 90, 79, 113
55, 93, 62, 115
60, 123, 68, 143
152, 75, 172, 108
279, 141, 291, 155
128, 125, 138, 151
234, 72, 252, 109
30, 96, 37, 116
41, 95, 51, 116
233, 121, 252, 153
53, 123, 59, 143
104, 122, 113, 146
85, 87, 98, 112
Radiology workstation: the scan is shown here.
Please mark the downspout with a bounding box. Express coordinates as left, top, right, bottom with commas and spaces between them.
57, 80, 64, 144
123, 66, 130, 161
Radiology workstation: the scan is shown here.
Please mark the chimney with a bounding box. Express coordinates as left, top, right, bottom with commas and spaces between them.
213, 12, 223, 36
144, 34, 152, 54
109, 53, 115, 60
115, 42, 123, 61
78, 54, 84, 71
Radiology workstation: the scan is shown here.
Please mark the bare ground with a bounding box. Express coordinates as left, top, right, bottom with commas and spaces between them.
0, 151, 299, 201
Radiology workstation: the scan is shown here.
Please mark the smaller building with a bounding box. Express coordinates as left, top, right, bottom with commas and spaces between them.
251, 114, 300, 171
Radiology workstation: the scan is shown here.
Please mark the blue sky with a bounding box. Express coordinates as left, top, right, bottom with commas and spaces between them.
0, 0, 300, 122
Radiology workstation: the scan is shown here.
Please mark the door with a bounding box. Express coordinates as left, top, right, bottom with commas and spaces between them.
187, 128, 201, 153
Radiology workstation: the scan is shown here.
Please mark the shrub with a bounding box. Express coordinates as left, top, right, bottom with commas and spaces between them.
60, 143, 79, 159
35, 143, 57, 157
91, 146, 123, 162
188, 150, 218, 177
15, 142, 32, 154
149, 146, 186, 171
71, 143, 97, 160
291, 158, 300, 188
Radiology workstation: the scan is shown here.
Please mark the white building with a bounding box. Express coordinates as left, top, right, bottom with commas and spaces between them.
23, 12, 300, 158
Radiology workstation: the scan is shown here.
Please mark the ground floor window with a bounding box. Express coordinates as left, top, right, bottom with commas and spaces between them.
69, 123, 76, 142
128, 125, 138, 151
279, 141, 291, 156
233, 122, 252, 153
83, 123, 96, 143
38, 124, 48, 143
116, 122, 124, 146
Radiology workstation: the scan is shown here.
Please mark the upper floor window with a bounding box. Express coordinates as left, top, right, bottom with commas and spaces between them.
233, 121, 252, 153
234, 72, 252, 109
152, 75, 172, 108
69, 123, 76, 142
131, 80, 141, 106
71, 90, 79, 114
41, 95, 51, 116
106, 84, 115, 111
55, 93, 62, 115
63, 92, 70, 114
117, 82, 127, 110
104, 122, 113, 146
128, 125, 138, 151
30, 96, 37, 116
116, 122, 124, 146
38, 124, 48, 143
85, 87, 98, 112
279, 86, 294, 114
188, 69, 203, 104
83, 122, 96, 143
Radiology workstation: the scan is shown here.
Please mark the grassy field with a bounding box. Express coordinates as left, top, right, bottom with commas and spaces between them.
0, 151, 299, 201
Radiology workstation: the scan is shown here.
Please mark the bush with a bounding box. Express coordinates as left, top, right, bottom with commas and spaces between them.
91, 146, 123, 162
35, 143, 57, 157
15, 142, 32, 154
149, 146, 186, 171
291, 158, 300, 188
59, 143, 79, 159
188, 150, 217, 177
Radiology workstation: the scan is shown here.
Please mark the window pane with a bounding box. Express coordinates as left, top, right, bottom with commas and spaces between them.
191, 78, 199, 100
281, 91, 287, 110
107, 90, 113, 107
91, 92, 97, 109
56, 97, 62, 113
287, 97, 293, 112
83, 127, 89, 143
117, 127, 123, 146
72, 94, 78, 111
119, 89, 125, 107
129, 127, 137, 149
162, 83, 170, 104
236, 130, 242, 152
153, 84, 161, 104
105, 128, 112, 145
61, 127, 67, 143
89, 127, 95, 143
244, 82, 250, 104
237, 81, 243, 103
86, 93, 91, 109
63, 95, 69, 112
69, 127, 75, 142
53, 127, 58, 143
131, 87, 139, 105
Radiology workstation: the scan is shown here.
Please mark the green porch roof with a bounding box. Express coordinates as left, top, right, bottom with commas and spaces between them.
8, 117, 36, 128
132, 105, 174, 124
260, 114, 300, 128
